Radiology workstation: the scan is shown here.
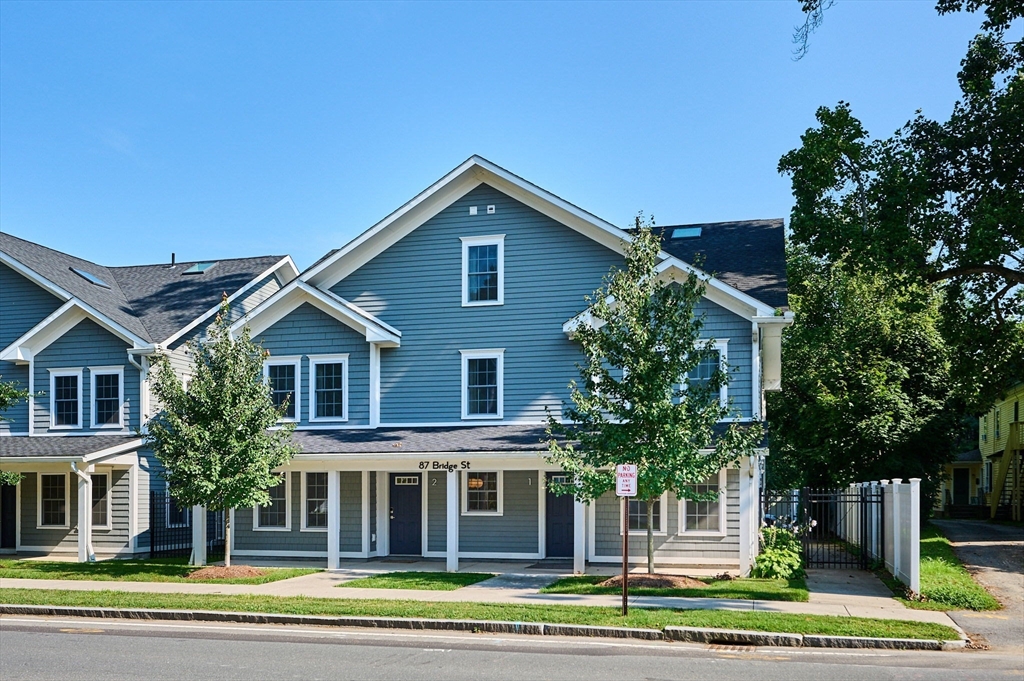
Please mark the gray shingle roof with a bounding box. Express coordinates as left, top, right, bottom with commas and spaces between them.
289, 423, 765, 455
0, 435, 141, 459
644, 220, 788, 309
0, 232, 285, 343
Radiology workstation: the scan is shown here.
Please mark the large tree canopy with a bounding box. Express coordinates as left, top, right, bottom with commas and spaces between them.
781, 0, 1023, 411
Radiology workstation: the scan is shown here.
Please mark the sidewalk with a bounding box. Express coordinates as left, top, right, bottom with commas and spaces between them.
0, 567, 958, 630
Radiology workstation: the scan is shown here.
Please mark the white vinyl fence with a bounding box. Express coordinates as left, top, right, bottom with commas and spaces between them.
837, 479, 920, 593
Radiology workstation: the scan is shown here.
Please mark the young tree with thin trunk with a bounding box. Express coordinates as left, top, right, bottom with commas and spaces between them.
145, 297, 299, 566
547, 218, 763, 573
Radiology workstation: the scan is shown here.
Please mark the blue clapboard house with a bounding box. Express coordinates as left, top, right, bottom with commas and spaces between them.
0, 157, 790, 574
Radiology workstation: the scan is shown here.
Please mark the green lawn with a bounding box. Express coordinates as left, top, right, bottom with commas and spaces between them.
541, 576, 808, 602
338, 572, 494, 590
890, 524, 1000, 611
0, 588, 958, 640
0, 558, 318, 585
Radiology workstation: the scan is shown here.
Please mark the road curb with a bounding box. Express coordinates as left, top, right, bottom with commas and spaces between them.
0, 604, 964, 650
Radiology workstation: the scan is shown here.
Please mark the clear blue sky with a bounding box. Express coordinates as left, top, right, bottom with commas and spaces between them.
1, 1, 982, 270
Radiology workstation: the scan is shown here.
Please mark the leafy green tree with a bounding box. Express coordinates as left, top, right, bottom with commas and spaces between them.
145, 298, 299, 566
765, 247, 960, 507
547, 218, 763, 573
781, 0, 1024, 412
0, 378, 29, 487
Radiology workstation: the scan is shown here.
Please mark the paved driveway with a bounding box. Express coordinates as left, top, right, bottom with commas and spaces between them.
930, 520, 1024, 652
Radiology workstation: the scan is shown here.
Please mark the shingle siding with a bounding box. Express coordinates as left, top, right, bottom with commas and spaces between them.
253, 303, 371, 426
0, 264, 64, 433
32, 319, 139, 433
332, 183, 625, 424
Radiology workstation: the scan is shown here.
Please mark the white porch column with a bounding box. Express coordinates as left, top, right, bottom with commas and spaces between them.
191, 506, 207, 566
573, 499, 586, 574
76, 472, 93, 562
738, 458, 752, 577
327, 471, 340, 570
446, 469, 459, 572
361, 471, 370, 557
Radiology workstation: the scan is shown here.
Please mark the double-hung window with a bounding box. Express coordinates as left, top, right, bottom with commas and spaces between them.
309, 355, 348, 422
38, 473, 69, 528
264, 358, 301, 422
90, 366, 124, 428
679, 470, 726, 535
49, 369, 82, 429
461, 350, 503, 419
461, 235, 504, 306
255, 474, 290, 530
303, 472, 328, 530
91, 472, 110, 528
462, 471, 502, 515
685, 340, 728, 409
626, 497, 666, 534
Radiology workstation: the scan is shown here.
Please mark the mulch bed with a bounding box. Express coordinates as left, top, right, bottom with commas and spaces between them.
598, 573, 707, 589
187, 565, 267, 580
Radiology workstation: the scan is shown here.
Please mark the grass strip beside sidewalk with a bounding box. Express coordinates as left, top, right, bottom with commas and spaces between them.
338, 572, 494, 590
0, 559, 318, 585
541, 576, 809, 602
885, 524, 1000, 611
0, 588, 958, 641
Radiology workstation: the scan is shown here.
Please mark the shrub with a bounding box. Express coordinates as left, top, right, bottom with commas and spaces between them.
752, 527, 805, 579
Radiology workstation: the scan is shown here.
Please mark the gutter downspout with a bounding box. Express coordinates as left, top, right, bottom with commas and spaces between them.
70, 462, 96, 562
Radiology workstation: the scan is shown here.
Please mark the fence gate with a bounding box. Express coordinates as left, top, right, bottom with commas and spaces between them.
150, 491, 225, 558
762, 486, 884, 569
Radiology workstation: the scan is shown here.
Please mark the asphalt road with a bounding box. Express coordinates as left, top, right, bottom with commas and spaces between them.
930, 519, 1024, 653
1, 616, 1021, 681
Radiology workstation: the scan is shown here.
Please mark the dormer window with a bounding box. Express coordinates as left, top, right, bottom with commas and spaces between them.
461, 235, 504, 306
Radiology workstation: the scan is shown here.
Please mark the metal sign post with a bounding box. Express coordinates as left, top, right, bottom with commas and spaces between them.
615, 464, 637, 617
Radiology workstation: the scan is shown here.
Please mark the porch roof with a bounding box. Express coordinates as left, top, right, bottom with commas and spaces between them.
0, 435, 141, 460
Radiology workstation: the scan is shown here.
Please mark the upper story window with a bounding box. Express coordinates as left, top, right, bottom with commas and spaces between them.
461, 349, 504, 419
461, 235, 504, 306
264, 358, 300, 422
310, 355, 348, 422
995, 408, 1001, 440
90, 366, 124, 428
685, 340, 728, 409
49, 369, 82, 429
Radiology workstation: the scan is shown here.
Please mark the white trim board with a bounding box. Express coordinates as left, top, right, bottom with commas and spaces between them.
1, 300, 151, 363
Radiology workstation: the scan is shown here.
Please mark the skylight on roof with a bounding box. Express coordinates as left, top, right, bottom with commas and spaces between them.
671, 227, 703, 239
183, 262, 216, 274
70, 267, 110, 288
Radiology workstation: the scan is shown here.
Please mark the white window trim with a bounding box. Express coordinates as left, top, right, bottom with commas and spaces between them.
89, 365, 125, 429
678, 469, 728, 537
308, 354, 349, 423
461, 470, 504, 516
683, 340, 729, 409
165, 479, 190, 529
48, 368, 83, 430
90, 471, 111, 530
263, 356, 302, 423
621, 492, 669, 536
37, 472, 70, 529
301, 471, 329, 532
253, 472, 291, 532
461, 234, 505, 307
460, 349, 504, 420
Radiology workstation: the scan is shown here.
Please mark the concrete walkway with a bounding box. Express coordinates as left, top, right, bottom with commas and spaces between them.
0, 566, 959, 630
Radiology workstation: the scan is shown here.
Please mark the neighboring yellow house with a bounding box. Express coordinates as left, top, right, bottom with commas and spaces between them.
980, 383, 1022, 520
937, 383, 1023, 519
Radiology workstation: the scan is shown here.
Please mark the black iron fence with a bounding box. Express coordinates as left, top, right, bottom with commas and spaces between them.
149, 491, 225, 558
762, 486, 884, 570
